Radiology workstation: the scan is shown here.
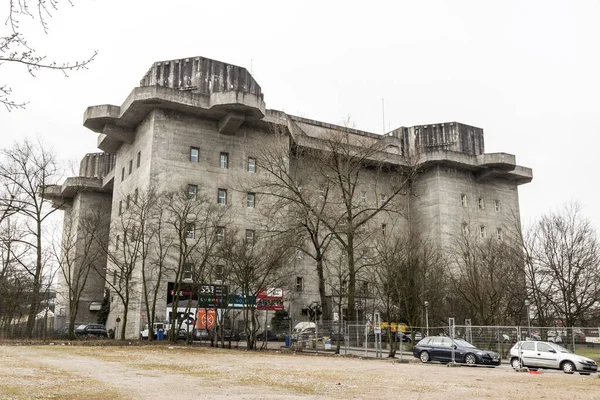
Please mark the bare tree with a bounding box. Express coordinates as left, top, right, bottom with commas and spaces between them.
0, 138, 64, 337
448, 225, 525, 325
525, 202, 600, 327
372, 230, 446, 355
255, 122, 417, 322
1, 0, 97, 110
163, 188, 229, 342
220, 229, 293, 350
0, 216, 31, 335
102, 197, 145, 340
53, 205, 108, 339
138, 190, 171, 342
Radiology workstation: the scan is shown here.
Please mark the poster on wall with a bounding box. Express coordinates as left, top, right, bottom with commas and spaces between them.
197, 308, 217, 330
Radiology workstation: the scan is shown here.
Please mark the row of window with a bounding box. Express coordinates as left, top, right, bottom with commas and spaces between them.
460, 194, 501, 212
187, 185, 256, 208
462, 223, 504, 240
316, 188, 387, 206
121, 151, 142, 182
190, 148, 257, 173
185, 224, 255, 244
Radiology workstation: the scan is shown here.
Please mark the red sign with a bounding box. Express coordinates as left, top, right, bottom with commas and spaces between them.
257, 288, 284, 311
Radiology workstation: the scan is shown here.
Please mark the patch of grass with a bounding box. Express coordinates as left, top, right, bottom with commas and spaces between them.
572, 346, 600, 361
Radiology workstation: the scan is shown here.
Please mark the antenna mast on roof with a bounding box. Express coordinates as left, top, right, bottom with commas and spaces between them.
382, 98, 386, 135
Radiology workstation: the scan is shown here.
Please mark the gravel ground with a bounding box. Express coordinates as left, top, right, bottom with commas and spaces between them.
0, 343, 598, 399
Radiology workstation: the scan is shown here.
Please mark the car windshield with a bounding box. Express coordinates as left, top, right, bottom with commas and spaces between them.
453, 339, 476, 348
551, 343, 571, 353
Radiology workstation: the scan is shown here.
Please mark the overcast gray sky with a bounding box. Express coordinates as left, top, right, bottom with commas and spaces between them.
2, 0, 599, 229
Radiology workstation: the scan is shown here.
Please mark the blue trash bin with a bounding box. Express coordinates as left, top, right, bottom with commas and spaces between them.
157, 329, 164, 340
285, 334, 291, 347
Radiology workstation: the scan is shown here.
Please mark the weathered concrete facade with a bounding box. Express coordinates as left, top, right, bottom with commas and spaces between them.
56, 56, 532, 339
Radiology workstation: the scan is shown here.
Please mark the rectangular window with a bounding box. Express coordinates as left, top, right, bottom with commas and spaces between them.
319, 187, 325, 198
381, 224, 387, 235
218, 189, 227, 205
478, 198, 485, 209
118, 200, 122, 215
126, 194, 130, 209
460, 194, 467, 207
462, 222, 469, 236
188, 184, 197, 201
215, 265, 224, 282
128, 159, 133, 175
121, 167, 125, 182
495, 200, 501, 212
186, 223, 195, 239
216, 226, 225, 242
246, 192, 255, 208
296, 277, 304, 292
220, 152, 229, 169
360, 224, 367, 234
361, 190, 366, 203
362, 281, 369, 293
496, 228, 503, 240
380, 194, 386, 206
245, 229, 255, 244
479, 226, 486, 239
116, 235, 120, 250
183, 263, 193, 281
134, 189, 138, 204
248, 157, 256, 173
113, 271, 117, 286
190, 147, 199, 162
137, 151, 141, 168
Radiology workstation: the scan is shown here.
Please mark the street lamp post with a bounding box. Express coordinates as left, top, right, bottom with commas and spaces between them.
424, 301, 429, 337
524, 300, 531, 339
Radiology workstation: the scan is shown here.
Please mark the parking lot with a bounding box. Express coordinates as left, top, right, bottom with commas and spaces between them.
0, 343, 598, 399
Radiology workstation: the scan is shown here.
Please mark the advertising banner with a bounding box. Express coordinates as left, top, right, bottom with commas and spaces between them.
256, 288, 284, 311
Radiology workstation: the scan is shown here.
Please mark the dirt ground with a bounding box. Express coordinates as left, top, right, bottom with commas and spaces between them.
0, 343, 598, 399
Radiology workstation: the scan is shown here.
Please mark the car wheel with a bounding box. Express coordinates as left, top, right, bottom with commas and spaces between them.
465, 353, 477, 365
419, 351, 430, 363
561, 361, 575, 374
510, 357, 522, 369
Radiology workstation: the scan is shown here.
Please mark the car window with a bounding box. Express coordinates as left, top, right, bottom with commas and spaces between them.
417, 337, 431, 346
551, 344, 571, 353
431, 337, 445, 347
537, 342, 554, 352
453, 339, 476, 348
521, 342, 535, 351
440, 337, 452, 348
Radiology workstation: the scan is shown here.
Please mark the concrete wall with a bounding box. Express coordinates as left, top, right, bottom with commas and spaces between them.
409, 165, 521, 251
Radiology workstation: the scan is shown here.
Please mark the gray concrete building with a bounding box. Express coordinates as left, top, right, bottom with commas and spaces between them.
51, 55, 532, 339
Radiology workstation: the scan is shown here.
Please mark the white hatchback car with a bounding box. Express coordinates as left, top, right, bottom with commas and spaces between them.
510, 340, 597, 375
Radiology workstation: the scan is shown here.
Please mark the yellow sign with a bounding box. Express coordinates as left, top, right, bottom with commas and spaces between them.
379, 322, 408, 332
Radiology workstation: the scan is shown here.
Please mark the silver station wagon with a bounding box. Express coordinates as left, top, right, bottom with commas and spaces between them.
510, 340, 597, 375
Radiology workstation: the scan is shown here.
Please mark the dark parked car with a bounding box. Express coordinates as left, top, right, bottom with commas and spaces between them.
413, 336, 500, 366
222, 329, 241, 341
74, 324, 108, 337
396, 331, 423, 343
192, 328, 215, 341
257, 330, 285, 341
